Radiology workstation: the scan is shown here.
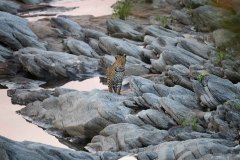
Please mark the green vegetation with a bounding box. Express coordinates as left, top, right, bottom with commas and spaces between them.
197, 73, 208, 82
179, 116, 198, 131
155, 15, 171, 28
112, 0, 132, 20
215, 49, 226, 66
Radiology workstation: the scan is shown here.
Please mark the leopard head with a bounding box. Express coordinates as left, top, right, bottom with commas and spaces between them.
114, 54, 127, 72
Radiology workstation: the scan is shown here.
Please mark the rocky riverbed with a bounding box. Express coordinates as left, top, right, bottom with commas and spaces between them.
0, 0, 240, 160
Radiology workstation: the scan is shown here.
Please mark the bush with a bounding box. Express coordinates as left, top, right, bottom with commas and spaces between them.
155, 15, 171, 28
179, 116, 198, 131
112, 0, 132, 20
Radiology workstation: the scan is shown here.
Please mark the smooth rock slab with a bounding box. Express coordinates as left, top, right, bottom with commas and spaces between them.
86, 123, 169, 152
15, 47, 99, 80
17, 89, 131, 144
144, 25, 182, 38
0, 11, 46, 51
0, 0, 20, 14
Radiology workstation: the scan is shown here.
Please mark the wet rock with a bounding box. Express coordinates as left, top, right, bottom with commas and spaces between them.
14, 47, 99, 80
17, 89, 131, 146
50, 16, 85, 40
86, 123, 169, 152
64, 37, 100, 58
192, 5, 233, 31
0, 11, 46, 51
145, 25, 182, 38
0, 0, 20, 14
213, 29, 236, 48
171, 9, 192, 25
0, 136, 103, 160
134, 138, 239, 159
106, 19, 144, 41
193, 75, 239, 109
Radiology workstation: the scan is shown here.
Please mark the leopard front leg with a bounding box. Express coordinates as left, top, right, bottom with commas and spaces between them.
107, 78, 113, 93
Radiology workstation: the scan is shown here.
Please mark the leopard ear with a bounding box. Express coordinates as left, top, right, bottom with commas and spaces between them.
124, 54, 127, 58
115, 55, 119, 60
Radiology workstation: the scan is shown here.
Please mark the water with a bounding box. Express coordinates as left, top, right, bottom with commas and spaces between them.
0, 77, 107, 148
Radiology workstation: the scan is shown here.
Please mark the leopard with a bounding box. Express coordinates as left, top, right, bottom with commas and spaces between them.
106, 54, 127, 95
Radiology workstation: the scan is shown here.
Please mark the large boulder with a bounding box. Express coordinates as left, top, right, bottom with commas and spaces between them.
14, 47, 99, 80
0, 11, 46, 51
13, 89, 132, 147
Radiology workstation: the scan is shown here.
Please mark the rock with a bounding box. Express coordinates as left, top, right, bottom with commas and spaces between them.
99, 36, 156, 62
145, 25, 182, 38
178, 38, 212, 59
144, 35, 178, 54
134, 138, 239, 159
19, 0, 51, 5
0, 135, 122, 160
50, 16, 85, 40
106, 19, 144, 41
160, 97, 196, 122
0, 44, 13, 63
152, 0, 168, 8
181, 0, 208, 8
15, 89, 131, 147
64, 37, 100, 58
0, 76, 45, 89
0, 11, 46, 51
86, 123, 169, 152
192, 5, 233, 31
213, 29, 236, 48
171, 9, 192, 25
14, 47, 99, 80
83, 28, 107, 40
193, 75, 239, 109
98, 55, 150, 76
0, 0, 20, 14
126, 109, 176, 129
209, 100, 240, 141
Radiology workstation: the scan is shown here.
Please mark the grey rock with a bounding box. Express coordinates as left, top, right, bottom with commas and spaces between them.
192, 5, 233, 31
0, 11, 46, 51
213, 29, 236, 48
14, 47, 99, 80
134, 138, 238, 160
106, 19, 144, 41
144, 35, 178, 54
126, 109, 176, 129
0, 136, 101, 160
89, 38, 105, 55
64, 37, 100, 58
181, 0, 209, 8
171, 9, 192, 25
83, 28, 107, 40
16, 89, 131, 146
145, 25, 182, 38
152, 0, 167, 8
0, 0, 20, 14
0, 44, 12, 63
86, 123, 169, 152
50, 16, 85, 40
19, 0, 51, 5
160, 97, 196, 122
99, 36, 156, 62
178, 38, 212, 59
